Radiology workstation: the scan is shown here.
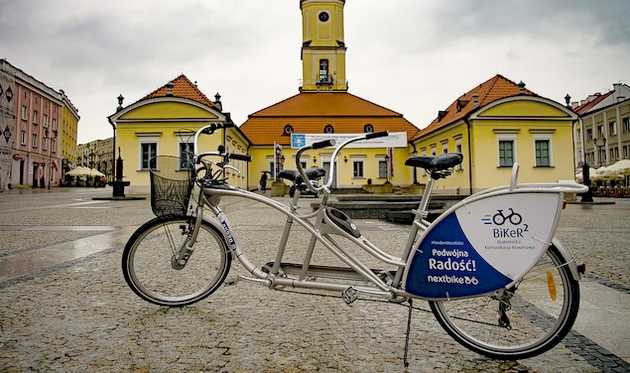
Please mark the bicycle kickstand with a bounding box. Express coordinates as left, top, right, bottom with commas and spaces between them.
403, 298, 413, 367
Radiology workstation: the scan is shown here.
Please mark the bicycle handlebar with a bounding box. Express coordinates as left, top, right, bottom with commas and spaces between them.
312, 139, 336, 149
229, 153, 253, 162
365, 131, 389, 140
295, 131, 390, 194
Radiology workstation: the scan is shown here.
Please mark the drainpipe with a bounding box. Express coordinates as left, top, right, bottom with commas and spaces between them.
464, 117, 473, 195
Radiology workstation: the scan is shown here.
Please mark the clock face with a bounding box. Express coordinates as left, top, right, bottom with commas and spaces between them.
318, 11, 329, 22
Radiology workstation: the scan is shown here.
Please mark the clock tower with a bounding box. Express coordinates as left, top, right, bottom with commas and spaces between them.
300, 0, 348, 91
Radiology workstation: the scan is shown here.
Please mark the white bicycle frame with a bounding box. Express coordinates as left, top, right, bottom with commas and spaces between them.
190, 124, 588, 302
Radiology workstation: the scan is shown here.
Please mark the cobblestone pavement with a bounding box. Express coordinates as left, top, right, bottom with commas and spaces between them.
0, 187, 629, 372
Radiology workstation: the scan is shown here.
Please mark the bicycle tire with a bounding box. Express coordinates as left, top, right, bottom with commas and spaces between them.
122, 215, 232, 307
429, 244, 580, 360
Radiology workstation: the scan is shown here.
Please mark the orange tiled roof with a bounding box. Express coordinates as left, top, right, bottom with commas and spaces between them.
411, 74, 537, 141
240, 91, 418, 145
140, 74, 217, 108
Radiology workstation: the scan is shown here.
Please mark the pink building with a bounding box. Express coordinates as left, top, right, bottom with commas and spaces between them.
1, 59, 63, 189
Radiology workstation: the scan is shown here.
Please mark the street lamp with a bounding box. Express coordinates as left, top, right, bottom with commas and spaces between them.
43, 127, 58, 189
593, 137, 607, 167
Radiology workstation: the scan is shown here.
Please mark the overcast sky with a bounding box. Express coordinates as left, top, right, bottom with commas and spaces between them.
2, 0, 629, 143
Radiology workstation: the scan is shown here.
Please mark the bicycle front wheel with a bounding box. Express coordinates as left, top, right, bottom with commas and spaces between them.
429, 244, 580, 360
122, 216, 231, 307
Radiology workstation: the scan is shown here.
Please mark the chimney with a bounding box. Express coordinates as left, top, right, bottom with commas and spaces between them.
214, 92, 222, 111
166, 81, 174, 96
472, 93, 479, 108
518, 81, 526, 94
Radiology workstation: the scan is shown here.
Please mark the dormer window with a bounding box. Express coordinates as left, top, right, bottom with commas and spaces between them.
324, 124, 334, 133
283, 124, 294, 136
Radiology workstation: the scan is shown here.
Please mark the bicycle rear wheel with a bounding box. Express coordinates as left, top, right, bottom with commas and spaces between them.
429, 244, 580, 360
122, 216, 231, 307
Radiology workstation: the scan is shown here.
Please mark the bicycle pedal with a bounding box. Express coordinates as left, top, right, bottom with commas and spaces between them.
224, 277, 241, 287
342, 287, 358, 305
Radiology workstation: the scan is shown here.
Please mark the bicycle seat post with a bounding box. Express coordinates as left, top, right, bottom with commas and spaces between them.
415, 176, 436, 219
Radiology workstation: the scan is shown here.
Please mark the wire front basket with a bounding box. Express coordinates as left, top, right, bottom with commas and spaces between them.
149, 155, 194, 217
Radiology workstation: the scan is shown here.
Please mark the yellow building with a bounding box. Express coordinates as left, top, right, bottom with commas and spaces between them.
411, 75, 578, 194
109, 75, 250, 189
241, 0, 419, 191
59, 89, 80, 181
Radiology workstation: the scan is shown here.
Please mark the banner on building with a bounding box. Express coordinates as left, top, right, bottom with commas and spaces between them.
291, 132, 407, 149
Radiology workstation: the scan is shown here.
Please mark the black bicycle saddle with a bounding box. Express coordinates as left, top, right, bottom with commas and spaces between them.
404, 153, 463, 171
278, 168, 326, 183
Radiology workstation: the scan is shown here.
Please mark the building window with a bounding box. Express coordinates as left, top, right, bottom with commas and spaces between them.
498, 140, 515, 167
441, 140, 448, 154
283, 124, 293, 136
267, 158, 275, 176
623, 117, 630, 133
51, 139, 57, 153
32, 134, 38, 148
609, 121, 617, 136
535, 140, 551, 167
586, 128, 593, 140
363, 124, 374, 133
597, 125, 604, 138
179, 142, 194, 170
319, 59, 329, 83
43, 115, 48, 128
378, 159, 387, 178
33, 110, 38, 125
455, 140, 463, 171
21, 106, 27, 121
21, 131, 26, 145
141, 143, 157, 170
324, 124, 334, 133
352, 160, 364, 178
611, 147, 619, 161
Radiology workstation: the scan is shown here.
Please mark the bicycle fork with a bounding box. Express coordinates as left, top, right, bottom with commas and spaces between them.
170, 204, 204, 270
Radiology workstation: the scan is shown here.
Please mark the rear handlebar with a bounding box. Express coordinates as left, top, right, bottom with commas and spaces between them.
295, 131, 389, 194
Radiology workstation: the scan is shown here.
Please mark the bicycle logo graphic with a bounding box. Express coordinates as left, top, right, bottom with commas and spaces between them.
481, 208, 523, 226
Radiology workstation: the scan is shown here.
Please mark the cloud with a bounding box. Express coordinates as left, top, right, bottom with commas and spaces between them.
1, 0, 629, 141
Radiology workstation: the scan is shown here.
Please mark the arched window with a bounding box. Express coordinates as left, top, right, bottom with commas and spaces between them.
324, 124, 334, 134
283, 124, 294, 136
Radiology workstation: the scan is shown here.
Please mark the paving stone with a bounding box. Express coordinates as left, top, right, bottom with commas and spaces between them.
0, 188, 628, 372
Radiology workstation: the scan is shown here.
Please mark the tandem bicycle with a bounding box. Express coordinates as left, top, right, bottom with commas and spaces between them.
122, 123, 588, 365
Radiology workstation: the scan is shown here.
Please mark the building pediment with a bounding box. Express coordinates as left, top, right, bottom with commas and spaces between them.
112, 97, 224, 124
472, 96, 576, 121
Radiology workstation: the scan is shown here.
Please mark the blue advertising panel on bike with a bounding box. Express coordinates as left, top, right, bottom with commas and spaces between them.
404, 192, 562, 299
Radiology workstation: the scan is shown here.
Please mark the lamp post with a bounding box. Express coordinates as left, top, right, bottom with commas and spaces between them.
110, 94, 124, 181
43, 127, 58, 189
593, 137, 607, 168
